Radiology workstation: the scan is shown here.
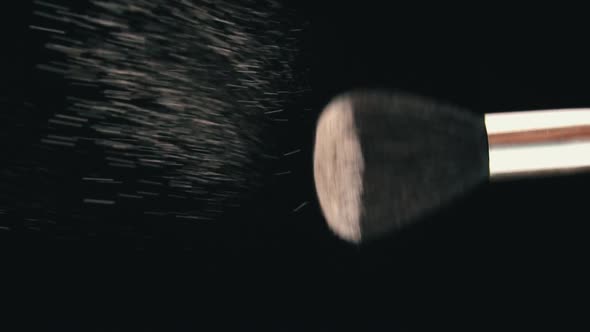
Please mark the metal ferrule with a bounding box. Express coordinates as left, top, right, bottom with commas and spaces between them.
485, 108, 590, 179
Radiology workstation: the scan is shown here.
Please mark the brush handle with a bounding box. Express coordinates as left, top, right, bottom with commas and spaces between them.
485, 109, 590, 179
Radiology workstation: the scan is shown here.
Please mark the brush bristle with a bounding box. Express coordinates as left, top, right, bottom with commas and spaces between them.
313, 90, 489, 243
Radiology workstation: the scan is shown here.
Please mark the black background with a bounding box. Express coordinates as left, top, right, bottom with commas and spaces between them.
4, 1, 590, 331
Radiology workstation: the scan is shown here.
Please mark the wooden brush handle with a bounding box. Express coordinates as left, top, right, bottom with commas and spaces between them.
485, 109, 590, 179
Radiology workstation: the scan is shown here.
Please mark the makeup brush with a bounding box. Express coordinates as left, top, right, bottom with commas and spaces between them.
313, 89, 590, 243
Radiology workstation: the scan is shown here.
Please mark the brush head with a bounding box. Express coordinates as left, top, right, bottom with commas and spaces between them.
313, 90, 489, 243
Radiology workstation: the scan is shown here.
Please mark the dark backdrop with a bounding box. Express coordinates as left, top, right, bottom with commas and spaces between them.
4, 1, 590, 331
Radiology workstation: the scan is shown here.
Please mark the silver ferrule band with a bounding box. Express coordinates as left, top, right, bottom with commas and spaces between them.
485, 109, 590, 179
